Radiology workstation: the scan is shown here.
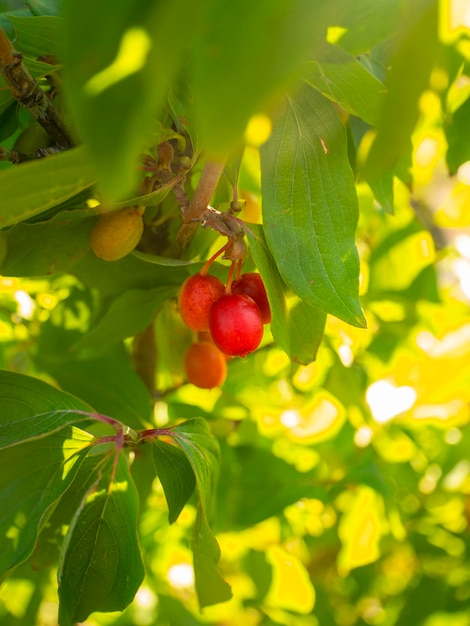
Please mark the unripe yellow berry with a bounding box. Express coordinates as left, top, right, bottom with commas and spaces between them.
90, 206, 144, 261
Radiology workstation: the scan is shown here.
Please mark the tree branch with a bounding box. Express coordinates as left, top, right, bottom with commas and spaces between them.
0, 29, 75, 150
175, 159, 225, 252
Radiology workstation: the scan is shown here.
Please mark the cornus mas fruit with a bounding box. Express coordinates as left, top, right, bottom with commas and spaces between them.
209, 293, 263, 357
184, 341, 227, 388
90, 206, 144, 261
232, 272, 271, 324
178, 273, 225, 332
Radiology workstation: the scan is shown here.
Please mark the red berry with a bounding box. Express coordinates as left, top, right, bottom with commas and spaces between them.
178, 273, 225, 331
232, 272, 271, 324
209, 294, 263, 357
184, 342, 227, 388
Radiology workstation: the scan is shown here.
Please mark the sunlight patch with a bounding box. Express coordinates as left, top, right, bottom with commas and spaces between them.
85, 28, 152, 96
366, 380, 417, 423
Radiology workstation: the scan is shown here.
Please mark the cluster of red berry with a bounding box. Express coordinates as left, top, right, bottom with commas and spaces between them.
178, 268, 271, 389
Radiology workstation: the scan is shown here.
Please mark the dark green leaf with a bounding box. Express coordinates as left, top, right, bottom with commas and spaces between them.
8, 15, 63, 57
0, 146, 94, 228
72, 250, 188, 295
169, 418, 220, 512
152, 438, 196, 524
1, 210, 95, 277
0, 426, 92, 580
247, 225, 326, 364
304, 42, 385, 125
62, 0, 199, 201
27, 0, 62, 16
32, 454, 107, 571
45, 357, 152, 430
168, 418, 232, 607
260, 83, 365, 327
58, 454, 144, 625
0, 369, 94, 449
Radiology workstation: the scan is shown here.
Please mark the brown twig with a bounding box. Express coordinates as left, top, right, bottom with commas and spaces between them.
0, 29, 74, 150
175, 159, 225, 252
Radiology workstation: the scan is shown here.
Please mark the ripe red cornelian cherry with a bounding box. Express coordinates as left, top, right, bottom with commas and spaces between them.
184, 341, 227, 388
178, 273, 225, 331
232, 272, 271, 324
209, 294, 263, 357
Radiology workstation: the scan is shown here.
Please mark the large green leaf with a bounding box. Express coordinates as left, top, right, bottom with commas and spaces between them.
0, 426, 92, 580
168, 418, 232, 607
7, 15, 63, 57
152, 438, 196, 524
44, 357, 152, 430
0, 209, 95, 276
62, 0, 199, 201
72, 250, 188, 295
304, 42, 385, 125
58, 454, 144, 626
0, 146, 94, 228
190, 0, 330, 157
330, 0, 402, 55
0, 369, 94, 449
260, 83, 365, 327
247, 226, 326, 364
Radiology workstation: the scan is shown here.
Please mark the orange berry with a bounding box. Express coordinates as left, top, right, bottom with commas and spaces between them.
184, 342, 227, 388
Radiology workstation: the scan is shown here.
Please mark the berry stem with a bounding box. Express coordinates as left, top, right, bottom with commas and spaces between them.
200, 241, 230, 275
235, 258, 243, 281
225, 260, 237, 294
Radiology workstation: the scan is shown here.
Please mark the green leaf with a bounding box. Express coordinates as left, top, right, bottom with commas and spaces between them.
260, 83, 365, 327
330, 0, 402, 55
332, 0, 406, 55
192, 503, 232, 608
247, 225, 326, 364
445, 96, 470, 174
168, 418, 232, 607
74, 287, 176, 350
169, 419, 220, 512
0, 369, 95, 449
7, 15, 63, 57
58, 454, 144, 626
0, 426, 92, 580
32, 454, 106, 571
1, 210, 95, 277
190, 0, 329, 156
62, 0, 199, 201
0, 146, 94, 228
361, 0, 439, 182
152, 439, 196, 524
303, 42, 385, 125
27, 0, 62, 16
44, 357, 152, 430
72, 250, 188, 295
